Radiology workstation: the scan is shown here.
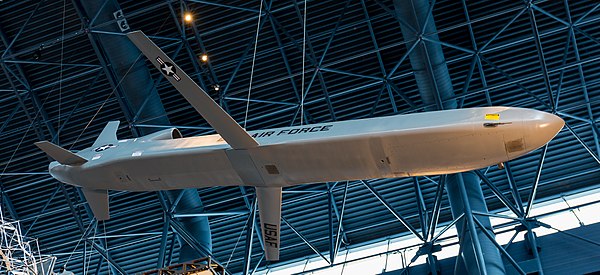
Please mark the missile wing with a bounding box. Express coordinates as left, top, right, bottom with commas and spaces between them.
35, 141, 87, 166
80, 188, 110, 221
126, 31, 258, 150
128, 31, 281, 260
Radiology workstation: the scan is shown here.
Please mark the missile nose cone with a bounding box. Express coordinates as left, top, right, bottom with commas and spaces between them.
542, 112, 564, 135
527, 111, 564, 150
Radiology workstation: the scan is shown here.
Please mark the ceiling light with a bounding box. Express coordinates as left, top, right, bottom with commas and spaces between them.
200, 54, 208, 62
184, 13, 193, 22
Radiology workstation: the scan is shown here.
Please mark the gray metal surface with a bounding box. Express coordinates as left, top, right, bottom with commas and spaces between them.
1, 0, 600, 274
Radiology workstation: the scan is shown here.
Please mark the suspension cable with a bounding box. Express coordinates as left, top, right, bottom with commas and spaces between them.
84, 224, 98, 273
1, 82, 55, 177
64, 219, 96, 269
243, 0, 265, 129
0, 0, 69, 177
300, 0, 308, 125
68, 54, 141, 150
58, 0, 67, 145
224, 207, 251, 268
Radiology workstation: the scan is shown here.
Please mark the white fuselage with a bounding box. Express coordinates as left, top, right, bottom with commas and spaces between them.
48, 107, 563, 191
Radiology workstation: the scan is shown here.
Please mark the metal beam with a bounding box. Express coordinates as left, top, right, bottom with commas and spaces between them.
563, 122, 600, 165
71, 0, 138, 132
427, 175, 445, 241
267, 13, 302, 104
290, 0, 336, 122
282, 216, 330, 265
473, 217, 526, 275
220, 2, 271, 99
187, 0, 261, 13
52, 70, 104, 143
525, 144, 549, 217
455, 173, 487, 275
291, 0, 351, 112
157, 214, 171, 269
412, 177, 428, 237
504, 162, 525, 215
334, 182, 349, 259
0, 179, 19, 220
242, 197, 257, 275
563, 0, 600, 156
169, 218, 213, 258
89, 240, 127, 275
361, 180, 424, 241
527, 5, 556, 112
1, 0, 45, 58
328, 187, 335, 264
25, 185, 61, 234
173, 211, 248, 218
0, 25, 59, 141
474, 170, 523, 217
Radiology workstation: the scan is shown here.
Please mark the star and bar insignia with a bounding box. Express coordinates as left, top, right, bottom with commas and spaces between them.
156, 57, 181, 82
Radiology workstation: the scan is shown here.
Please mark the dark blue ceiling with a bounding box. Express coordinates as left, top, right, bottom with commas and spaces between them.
1, 0, 600, 274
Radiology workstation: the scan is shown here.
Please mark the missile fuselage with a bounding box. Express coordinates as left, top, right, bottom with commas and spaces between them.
48, 106, 563, 191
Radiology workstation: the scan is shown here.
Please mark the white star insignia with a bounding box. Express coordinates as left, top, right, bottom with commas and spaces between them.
162, 64, 175, 75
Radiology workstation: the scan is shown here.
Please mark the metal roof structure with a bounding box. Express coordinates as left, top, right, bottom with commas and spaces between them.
1, 0, 600, 274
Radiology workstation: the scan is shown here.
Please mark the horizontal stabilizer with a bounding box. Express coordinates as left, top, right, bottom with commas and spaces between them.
92, 121, 120, 148
35, 141, 87, 166
256, 186, 282, 261
81, 188, 110, 221
127, 31, 259, 150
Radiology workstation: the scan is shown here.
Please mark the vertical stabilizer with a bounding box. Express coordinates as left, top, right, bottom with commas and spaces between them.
92, 121, 120, 148
256, 187, 282, 261
81, 188, 110, 221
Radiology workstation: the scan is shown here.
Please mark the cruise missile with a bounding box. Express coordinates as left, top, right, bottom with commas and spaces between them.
35, 31, 564, 261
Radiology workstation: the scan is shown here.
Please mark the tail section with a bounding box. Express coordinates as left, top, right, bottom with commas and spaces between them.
35, 141, 87, 166
81, 188, 110, 221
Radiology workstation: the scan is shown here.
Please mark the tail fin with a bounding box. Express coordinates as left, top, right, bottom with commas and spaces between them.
81, 188, 110, 220
92, 121, 120, 148
256, 186, 282, 261
35, 141, 87, 166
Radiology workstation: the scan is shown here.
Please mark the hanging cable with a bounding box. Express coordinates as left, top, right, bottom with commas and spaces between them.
85, 224, 98, 274
1, 80, 58, 177
224, 207, 251, 268
3, 1, 78, 175
69, 54, 142, 150
58, 0, 67, 145
243, 0, 265, 129
2, 0, 70, 175
64, 219, 96, 269
300, 0, 308, 125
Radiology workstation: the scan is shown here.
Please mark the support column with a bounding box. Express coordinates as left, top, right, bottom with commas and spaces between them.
393, 0, 505, 274
446, 172, 505, 275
